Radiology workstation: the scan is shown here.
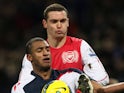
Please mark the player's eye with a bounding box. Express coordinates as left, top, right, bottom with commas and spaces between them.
51, 20, 58, 23
60, 19, 66, 23
46, 47, 50, 52
37, 48, 42, 52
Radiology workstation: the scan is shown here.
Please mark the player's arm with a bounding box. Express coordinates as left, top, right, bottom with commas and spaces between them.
58, 70, 94, 93
80, 40, 109, 85
102, 82, 124, 93
84, 79, 124, 93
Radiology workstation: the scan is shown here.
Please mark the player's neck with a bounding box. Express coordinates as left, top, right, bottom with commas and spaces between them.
35, 69, 52, 80
47, 36, 66, 48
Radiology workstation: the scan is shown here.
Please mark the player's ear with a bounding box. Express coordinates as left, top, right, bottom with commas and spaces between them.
27, 54, 33, 62
42, 19, 47, 28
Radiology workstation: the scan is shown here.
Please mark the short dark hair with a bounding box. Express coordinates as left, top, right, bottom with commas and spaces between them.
43, 3, 69, 20
26, 37, 45, 54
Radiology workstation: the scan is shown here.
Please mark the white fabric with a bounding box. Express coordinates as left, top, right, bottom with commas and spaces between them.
59, 71, 80, 93
11, 74, 35, 93
80, 40, 109, 85
18, 55, 33, 81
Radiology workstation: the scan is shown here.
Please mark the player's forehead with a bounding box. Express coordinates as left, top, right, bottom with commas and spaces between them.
47, 11, 68, 20
31, 40, 49, 49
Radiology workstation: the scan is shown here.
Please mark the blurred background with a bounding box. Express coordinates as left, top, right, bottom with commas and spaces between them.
0, 0, 124, 92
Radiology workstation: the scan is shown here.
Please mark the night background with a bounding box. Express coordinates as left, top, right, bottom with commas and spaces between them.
0, 0, 124, 92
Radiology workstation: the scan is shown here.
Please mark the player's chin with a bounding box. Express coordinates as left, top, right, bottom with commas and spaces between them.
43, 60, 51, 66
56, 34, 65, 38
41, 66, 51, 71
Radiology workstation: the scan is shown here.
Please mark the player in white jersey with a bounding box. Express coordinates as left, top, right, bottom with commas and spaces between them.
13, 37, 124, 93
11, 37, 93, 93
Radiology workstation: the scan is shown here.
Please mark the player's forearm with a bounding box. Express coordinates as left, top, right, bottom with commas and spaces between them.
103, 82, 124, 93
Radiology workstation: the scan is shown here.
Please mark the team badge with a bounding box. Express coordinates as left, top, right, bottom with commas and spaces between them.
62, 50, 79, 63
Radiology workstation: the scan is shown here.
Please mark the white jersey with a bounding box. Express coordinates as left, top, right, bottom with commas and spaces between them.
19, 39, 109, 85
12, 69, 92, 93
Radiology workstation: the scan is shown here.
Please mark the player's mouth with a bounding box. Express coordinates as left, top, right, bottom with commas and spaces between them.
43, 58, 50, 63
56, 30, 63, 34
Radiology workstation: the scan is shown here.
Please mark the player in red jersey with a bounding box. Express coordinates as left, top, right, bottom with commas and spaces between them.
20, 3, 109, 86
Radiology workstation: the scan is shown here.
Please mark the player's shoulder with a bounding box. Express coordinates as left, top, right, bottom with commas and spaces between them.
11, 74, 35, 93
59, 68, 83, 74
67, 36, 83, 42
11, 81, 25, 93
58, 68, 82, 81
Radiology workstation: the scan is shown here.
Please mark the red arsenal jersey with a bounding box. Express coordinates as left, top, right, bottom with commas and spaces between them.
50, 36, 83, 70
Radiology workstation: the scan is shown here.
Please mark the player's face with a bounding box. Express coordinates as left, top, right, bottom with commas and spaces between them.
43, 11, 69, 39
28, 40, 51, 71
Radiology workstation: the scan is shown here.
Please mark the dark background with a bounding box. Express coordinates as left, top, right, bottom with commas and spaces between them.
0, 0, 124, 92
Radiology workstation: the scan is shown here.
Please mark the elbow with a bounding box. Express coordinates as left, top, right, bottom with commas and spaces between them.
98, 74, 109, 86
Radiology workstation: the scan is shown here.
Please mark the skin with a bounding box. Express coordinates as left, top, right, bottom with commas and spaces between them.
102, 82, 124, 93
42, 11, 69, 48
27, 40, 52, 80
92, 80, 124, 93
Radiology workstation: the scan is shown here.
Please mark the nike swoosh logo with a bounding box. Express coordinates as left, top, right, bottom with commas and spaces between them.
55, 87, 66, 91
